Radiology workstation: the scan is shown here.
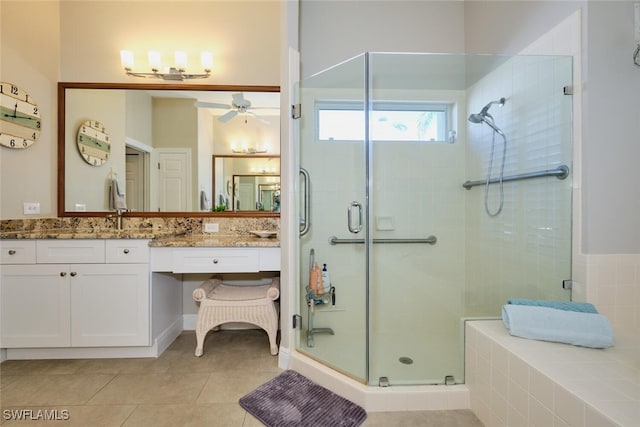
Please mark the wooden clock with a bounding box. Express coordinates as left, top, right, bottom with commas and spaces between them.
0, 82, 42, 149
77, 119, 111, 166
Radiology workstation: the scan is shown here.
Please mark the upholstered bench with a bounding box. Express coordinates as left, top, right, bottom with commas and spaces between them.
192, 276, 280, 356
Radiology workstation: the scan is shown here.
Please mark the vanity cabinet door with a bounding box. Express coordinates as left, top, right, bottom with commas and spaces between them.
70, 263, 149, 347
0, 264, 71, 348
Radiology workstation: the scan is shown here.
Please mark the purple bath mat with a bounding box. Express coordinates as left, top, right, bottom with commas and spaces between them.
239, 370, 367, 427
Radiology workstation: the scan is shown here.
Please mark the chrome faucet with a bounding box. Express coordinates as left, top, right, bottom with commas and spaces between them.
108, 209, 126, 230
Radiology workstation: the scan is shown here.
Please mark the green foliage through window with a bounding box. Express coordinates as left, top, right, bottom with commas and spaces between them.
316, 101, 454, 143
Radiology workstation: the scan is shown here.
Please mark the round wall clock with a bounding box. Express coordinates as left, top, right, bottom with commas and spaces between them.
0, 82, 42, 149
76, 119, 111, 166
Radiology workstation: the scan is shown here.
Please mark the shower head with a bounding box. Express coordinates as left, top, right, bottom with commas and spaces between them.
468, 97, 506, 123
468, 113, 484, 124
468, 97, 506, 136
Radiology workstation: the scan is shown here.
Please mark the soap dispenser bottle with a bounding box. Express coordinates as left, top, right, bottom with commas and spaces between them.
309, 262, 323, 295
321, 264, 331, 288
314, 262, 324, 295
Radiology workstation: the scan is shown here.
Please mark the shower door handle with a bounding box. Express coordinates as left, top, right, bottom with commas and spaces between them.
347, 201, 363, 234
300, 168, 311, 236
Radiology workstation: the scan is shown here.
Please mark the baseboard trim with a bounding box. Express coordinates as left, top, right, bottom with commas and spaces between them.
183, 314, 197, 330
278, 345, 291, 370
1, 315, 266, 361
155, 317, 184, 355
5, 343, 160, 360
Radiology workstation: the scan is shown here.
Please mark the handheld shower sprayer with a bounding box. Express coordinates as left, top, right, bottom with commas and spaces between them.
468, 97, 508, 216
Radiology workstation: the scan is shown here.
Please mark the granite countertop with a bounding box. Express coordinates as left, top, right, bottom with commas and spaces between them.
0, 229, 180, 240
149, 233, 280, 248
0, 229, 280, 248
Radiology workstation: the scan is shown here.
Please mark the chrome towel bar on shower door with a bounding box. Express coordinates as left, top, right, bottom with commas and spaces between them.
300, 168, 311, 236
462, 165, 569, 190
329, 236, 437, 245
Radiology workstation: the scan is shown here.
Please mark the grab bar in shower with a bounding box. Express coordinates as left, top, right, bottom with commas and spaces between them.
462, 165, 569, 190
329, 236, 437, 245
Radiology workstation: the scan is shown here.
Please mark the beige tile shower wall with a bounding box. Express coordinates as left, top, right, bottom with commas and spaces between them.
464, 11, 581, 318
581, 254, 640, 337
465, 55, 574, 316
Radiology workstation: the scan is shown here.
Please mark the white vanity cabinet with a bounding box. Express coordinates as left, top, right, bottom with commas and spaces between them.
1, 263, 71, 347
0, 239, 149, 349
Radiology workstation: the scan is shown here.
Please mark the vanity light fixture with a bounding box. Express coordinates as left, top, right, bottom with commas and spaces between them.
120, 50, 213, 80
230, 139, 270, 154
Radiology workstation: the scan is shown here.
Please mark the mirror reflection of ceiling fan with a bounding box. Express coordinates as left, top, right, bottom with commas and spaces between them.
195, 92, 272, 124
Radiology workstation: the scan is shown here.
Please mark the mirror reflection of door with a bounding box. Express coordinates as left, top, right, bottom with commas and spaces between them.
259, 184, 279, 211
236, 177, 256, 210
125, 147, 148, 212
156, 148, 192, 211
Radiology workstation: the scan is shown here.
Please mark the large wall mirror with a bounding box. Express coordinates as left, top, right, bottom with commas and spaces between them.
58, 83, 280, 217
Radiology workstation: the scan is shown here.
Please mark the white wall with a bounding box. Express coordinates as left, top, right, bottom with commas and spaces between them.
463, 1, 584, 55
582, 1, 640, 254
299, 0, 465, 78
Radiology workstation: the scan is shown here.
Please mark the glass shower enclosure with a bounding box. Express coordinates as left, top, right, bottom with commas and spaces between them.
295, 52, 573, 386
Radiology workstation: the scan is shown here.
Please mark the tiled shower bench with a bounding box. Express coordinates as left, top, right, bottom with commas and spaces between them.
465, 320, 639, 427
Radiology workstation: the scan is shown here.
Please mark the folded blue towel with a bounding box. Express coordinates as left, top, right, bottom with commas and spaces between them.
502, 305, 614, 349
507, 298, 598, 314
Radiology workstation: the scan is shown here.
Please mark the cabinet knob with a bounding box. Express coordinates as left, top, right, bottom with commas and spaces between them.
70, 272, 77, 277
213, 258, 219, 264
123, 249, 130, 254
8, 249, 16, 255
60, 272, 67, 277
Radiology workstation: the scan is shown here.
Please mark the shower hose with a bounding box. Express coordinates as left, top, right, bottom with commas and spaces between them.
484, 130, 507, 216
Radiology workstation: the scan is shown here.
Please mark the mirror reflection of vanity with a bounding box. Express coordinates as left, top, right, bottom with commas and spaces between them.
58, 83, 280, 217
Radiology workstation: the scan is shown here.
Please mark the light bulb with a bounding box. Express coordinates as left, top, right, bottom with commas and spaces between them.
120, 50, 134, 69
201, 52, 213, 70
175, 51, 187, 69
148, 51, 162, 69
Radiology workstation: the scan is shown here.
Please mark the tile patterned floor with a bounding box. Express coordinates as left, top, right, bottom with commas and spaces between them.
0, 331, 484, 426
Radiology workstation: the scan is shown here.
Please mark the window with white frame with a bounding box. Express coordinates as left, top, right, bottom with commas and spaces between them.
316, 100, 455, 143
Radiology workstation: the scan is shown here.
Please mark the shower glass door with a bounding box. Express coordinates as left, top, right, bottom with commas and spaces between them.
297, 54, 369, 382
367, 53, 468, 385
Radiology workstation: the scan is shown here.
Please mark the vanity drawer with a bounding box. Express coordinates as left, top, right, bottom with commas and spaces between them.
259, 247, 281, 271
0, 240, 37, 264
172, 248, 260, 273
106, 240, 150, 264
36, 240, 105, 264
